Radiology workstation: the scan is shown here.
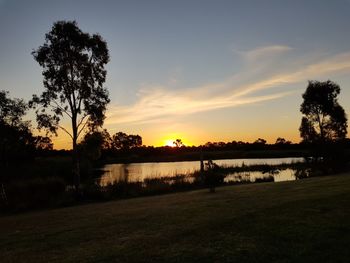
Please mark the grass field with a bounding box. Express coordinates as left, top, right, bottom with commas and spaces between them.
1, 174, 350, 262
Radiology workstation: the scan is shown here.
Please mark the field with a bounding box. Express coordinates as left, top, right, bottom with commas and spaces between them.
1, 173, 350, 262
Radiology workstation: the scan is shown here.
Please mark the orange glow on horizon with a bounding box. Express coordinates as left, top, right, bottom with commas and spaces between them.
151, 131, 301, 148
48, 129, 302, 150
155, 132, 194, 147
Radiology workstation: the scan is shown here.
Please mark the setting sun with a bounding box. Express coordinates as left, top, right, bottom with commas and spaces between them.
160, 134, 191, 147
164, 139, 175, 147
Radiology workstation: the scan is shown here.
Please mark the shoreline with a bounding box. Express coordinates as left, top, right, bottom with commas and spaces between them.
100, 151, 309, 165
100, 149, 308, 165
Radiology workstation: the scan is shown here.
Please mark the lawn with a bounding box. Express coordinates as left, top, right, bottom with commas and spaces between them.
1, 173, 350, 262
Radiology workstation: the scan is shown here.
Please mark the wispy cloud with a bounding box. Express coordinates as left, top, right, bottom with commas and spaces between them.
106, 46, 350, 126
239, 45, 293, 63
107, 89, 293, 125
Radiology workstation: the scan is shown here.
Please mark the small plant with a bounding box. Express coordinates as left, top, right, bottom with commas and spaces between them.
204, 160, 225, 193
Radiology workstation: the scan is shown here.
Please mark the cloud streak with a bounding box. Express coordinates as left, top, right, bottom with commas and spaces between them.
106, 46, 350, 126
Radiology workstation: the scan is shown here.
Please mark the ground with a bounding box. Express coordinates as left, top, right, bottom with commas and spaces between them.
1, 173, 350, 262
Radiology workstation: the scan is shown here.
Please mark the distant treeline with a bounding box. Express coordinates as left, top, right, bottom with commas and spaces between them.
35, 130, 350, 163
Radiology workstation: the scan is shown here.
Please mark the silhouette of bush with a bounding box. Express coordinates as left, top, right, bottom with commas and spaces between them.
203, 160, 226, 192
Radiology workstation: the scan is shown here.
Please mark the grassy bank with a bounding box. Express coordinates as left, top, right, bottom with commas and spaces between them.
1, 174, 350, 262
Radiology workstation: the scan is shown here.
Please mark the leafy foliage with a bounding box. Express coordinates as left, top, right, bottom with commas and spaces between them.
203, 160, 225, 192
80, 129, 112, 160
30, 20, 110, 138
112, 132, 142, 151
254, 138, 267, 145
0, 90, 28, 127
0, 91, 32, 167
300, 80, 347, 143
275, 137, 291, 145
0, 91, 53, 175
173, 139, 184, 147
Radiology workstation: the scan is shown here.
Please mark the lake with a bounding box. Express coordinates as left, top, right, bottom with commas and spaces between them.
99, 157, 304, 186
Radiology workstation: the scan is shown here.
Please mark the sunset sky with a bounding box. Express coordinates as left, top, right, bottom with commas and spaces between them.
1, 0, 350, 149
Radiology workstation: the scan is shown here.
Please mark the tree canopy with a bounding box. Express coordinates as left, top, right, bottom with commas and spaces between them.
80, 129, 112, 160
173, 139, 184, 147
0, 90, 28, 128
112, 132, 142, 151
253, 138, 267, 145
275, 137, 291, 145
0, 91, 52, 169
299, 80, 347, 143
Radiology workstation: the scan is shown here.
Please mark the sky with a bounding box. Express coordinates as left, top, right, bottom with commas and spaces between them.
1, 0, 350, 149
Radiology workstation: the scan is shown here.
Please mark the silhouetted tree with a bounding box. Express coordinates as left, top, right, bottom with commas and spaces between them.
275, 137, 291, 145
299, 80, 347, 143
254, 138, 267, 145
112, 132, 142, 151
204, 142, 213, 148
173, 139, 184, 147
0, 91, 53, 178
34, 136, 53, 151
204, 160, 225, 193
0, 90, 28, 127
30, 21, 110, 190
80, 129, 111, 161
128, 134, 142, 149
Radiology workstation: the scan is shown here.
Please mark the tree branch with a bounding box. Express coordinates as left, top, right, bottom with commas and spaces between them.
77, 95, 83, 113
58, 125, 73, 140
77, 114, 88, 130
50, 100, 72, 118
77, 120, 89, 139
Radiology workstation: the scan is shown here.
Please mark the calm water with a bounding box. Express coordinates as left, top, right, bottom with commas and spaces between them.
224, 169, 296, 183
99, 157, 303, 186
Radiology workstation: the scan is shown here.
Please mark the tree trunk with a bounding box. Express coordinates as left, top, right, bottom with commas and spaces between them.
200, 147, 204, 174
72, 138, 80, 191
72, 115, 80, 192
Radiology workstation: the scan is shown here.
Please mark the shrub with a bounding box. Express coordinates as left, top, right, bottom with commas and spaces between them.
203, 160, 225, 192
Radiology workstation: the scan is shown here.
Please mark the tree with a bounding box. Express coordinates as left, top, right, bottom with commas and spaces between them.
34, 136, 53, 151
203, 160, 225, 193
128, 134, 142, 149
31, 21, 110, 190
173, 139, 184, 147
253, 138, 266, 145
299, 80, 347, 143
80, 129, 111, 161
0, 90, 38, 170
112, 132, 142, 151
275, 137, 291, 145
0, 90, 28, 127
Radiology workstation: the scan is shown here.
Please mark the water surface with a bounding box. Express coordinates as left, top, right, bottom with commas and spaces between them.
99, 157, 303, 186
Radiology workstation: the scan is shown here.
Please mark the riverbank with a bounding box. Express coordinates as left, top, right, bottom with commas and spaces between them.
1, 173, 349, 262
102, 149, 309, 164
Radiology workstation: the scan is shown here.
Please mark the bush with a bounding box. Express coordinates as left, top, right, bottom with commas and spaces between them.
203, 160, 225, 192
